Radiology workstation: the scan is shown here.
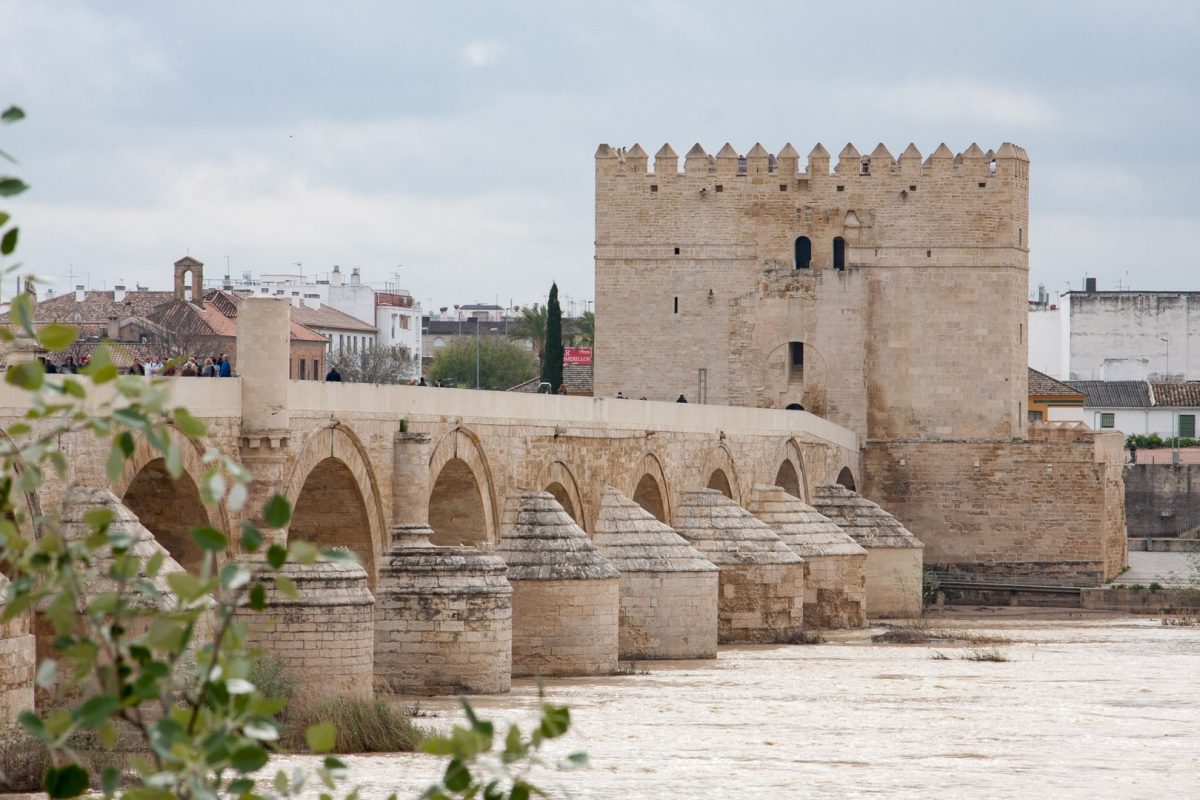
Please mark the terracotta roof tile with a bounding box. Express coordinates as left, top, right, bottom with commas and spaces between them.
1150, 382, 1200, 407
1028, 368, 1083, 398
1066, 381, 1151, 408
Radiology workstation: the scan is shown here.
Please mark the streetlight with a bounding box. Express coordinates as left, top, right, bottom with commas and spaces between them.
475, 311, 481, 389
1160, 336, 1170, 380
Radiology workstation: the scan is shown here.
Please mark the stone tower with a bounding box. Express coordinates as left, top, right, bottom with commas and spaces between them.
174, 256, 204, 304
593, 140, 1030, 442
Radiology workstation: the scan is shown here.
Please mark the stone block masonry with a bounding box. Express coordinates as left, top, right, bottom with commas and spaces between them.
0, 578, 34, 725
498, 491, 621, 677
862, 430, 1127, 586
236, 560, 375, 701
374, 524, 512, 695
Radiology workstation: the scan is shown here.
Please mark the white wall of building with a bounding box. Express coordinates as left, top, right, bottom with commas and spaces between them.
1046, 405, 1086, 423
1070, 292, 1200, 381
377, 303, 422, 366
1084, 407, 1199, 438
1028, 306, 1066, 379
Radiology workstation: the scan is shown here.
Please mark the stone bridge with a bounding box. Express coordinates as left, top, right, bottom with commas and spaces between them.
1, 300, 922, 713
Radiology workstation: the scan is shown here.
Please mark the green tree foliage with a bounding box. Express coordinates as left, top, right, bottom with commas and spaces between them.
568, 310, 594, 348
426, 336, 537, 390
543, 284, 563, 392
0, 106, 582, 799
506, 304, 546, 370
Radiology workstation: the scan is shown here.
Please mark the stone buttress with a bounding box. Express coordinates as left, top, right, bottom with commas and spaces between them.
747, 484, 866, 629
592, 486, 719, 659
672, 488, 805, 643
497, 491, 619, 677
374, 431, 512, 695
811, 484, 923, 618
0, 576, 35, 724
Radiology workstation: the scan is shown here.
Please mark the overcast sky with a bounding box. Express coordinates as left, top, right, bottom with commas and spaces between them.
4, 0, 1198, 311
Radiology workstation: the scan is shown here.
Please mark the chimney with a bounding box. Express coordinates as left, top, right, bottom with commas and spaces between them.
350, 267, 361, 286
304, 293, 321, 310
331, 265, 343, 287
75, 284, 85, 303
1085, 277, 1097, 293
106, 315, 119, 340
291, 292, 301, 308
114, 285, 126, 303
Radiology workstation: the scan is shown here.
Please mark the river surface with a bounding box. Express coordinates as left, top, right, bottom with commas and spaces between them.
276, 610, 1200, 799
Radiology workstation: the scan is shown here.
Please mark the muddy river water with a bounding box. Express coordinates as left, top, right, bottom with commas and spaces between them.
276, 611, 1200, 799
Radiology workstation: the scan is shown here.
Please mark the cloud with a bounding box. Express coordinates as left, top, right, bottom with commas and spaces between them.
879, 81, 1058, 129
461, 40, 505, 67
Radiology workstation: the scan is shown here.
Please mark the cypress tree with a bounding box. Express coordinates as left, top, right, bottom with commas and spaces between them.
544, 282, 564, 392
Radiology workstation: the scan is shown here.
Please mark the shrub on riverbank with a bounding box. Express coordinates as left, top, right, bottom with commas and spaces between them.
281, 693, 425, 754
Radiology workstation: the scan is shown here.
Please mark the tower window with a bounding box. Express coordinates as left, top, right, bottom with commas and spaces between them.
674, 247, 680, 255
789, 342, 804, 383
650, 184, 658, 192
673, 297, 678, 314
833, 237, 846, 271
794, 236, 812, 269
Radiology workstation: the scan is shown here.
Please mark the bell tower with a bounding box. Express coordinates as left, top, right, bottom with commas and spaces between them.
174, 256, 204, 305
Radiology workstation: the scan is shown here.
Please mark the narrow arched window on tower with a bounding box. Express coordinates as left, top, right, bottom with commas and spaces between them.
794, 236, 812, 269
833, 237, 846, 271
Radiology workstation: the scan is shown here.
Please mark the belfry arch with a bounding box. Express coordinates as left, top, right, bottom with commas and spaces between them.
281, 423, 387, 586
836, 466, 857, 491
427, 426, 498, 547
630, 452, 670, 524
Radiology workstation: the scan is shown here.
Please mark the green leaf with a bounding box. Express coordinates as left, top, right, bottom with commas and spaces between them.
166, 572, 207, 602
35, 323, 76, 351
190, 526, 227, 552
263, 494, 291, 528
76, 694, 118, 729
35, 658, 57, 688
146, 550, 165, 577
8, 293, 32, 333
558, 751, 589, 770
226, 678, 255, 695
100, 765, 120, 797
18, 710, 48, 741
1, 106, 24, 123
5, 360, 44, 390
539, 704, 570, 739
84, 507, 114, 531
35, 323, 76, 352
266, 543, 287, 570
230, 744, 270, 773
443, 758, 471, 793
98, 720, 118, 749
274, 574, 299, 599
248, 582, 267, 611
44, 765, 90, 799
0, 226, 16, 255
289, 539, 318, 564
240, 522, 264, 553
306, 721, 336, 754
172, 407, 207, 437
164, 440, 183, 479
105, 441, 126, 483
220, 562, 251, 590
0, 177, 28, 197
243, 717, 280, 741
510, 783, 530, 800
421, 736, 456, 757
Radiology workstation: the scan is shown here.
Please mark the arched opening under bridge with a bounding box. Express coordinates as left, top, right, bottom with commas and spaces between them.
289, 457, 375, 586
429, 458, 489, 547
121, 457, 209, 572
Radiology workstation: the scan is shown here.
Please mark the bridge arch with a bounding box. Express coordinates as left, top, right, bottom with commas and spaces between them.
282, 423, 387, 587
115, 426, 229, 572
630, 452, 671, 525
701, 444, 741, 503
428, 426, 498, 548
537, 460, 586, 531
0, 430, 43, 540
771, 438, 809, 501
835, 465, 857, 491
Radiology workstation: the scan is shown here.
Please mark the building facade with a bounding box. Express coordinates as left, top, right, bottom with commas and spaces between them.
1068, 291, 1200, 382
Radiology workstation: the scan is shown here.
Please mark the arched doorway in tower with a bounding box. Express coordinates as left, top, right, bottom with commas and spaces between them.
836, 466, 857, 491
429, 458, 489, 547
544, 481, 579, 525
774, 460, 802, 499
121, 458, 209, 572
706, 469, 733, 499
633, 474, 667, 523
289, 457, 375, 586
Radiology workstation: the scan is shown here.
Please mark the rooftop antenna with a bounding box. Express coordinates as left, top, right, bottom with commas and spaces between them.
293, 262, 302, 279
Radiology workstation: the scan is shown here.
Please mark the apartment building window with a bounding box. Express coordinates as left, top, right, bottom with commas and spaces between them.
400, 315, 409, 330
313, 359, 319, 380
299, 359, 306, 380
1100, 413, 1115, 429
1180, 414, 1196, 439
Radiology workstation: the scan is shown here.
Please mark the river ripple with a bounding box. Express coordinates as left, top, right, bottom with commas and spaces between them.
274, 613, 1200, 799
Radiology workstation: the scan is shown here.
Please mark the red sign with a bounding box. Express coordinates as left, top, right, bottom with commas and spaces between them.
563, 347, 592, 366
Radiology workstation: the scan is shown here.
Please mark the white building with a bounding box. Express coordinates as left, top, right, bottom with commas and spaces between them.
222, 265, 423, 367
1027, 284, 1068, 380
1068, 381, 1200, 439
1068, 290, 1200, 382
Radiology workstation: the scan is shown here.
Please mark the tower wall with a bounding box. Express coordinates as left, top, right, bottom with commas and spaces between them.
594, 142, 1030, 441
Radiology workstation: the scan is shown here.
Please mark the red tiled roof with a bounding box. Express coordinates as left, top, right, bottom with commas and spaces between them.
1028, 368, 1082, 398
1150, 382, 1200, 407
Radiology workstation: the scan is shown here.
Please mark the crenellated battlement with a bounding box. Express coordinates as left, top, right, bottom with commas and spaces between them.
596, 141, 1029, 180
